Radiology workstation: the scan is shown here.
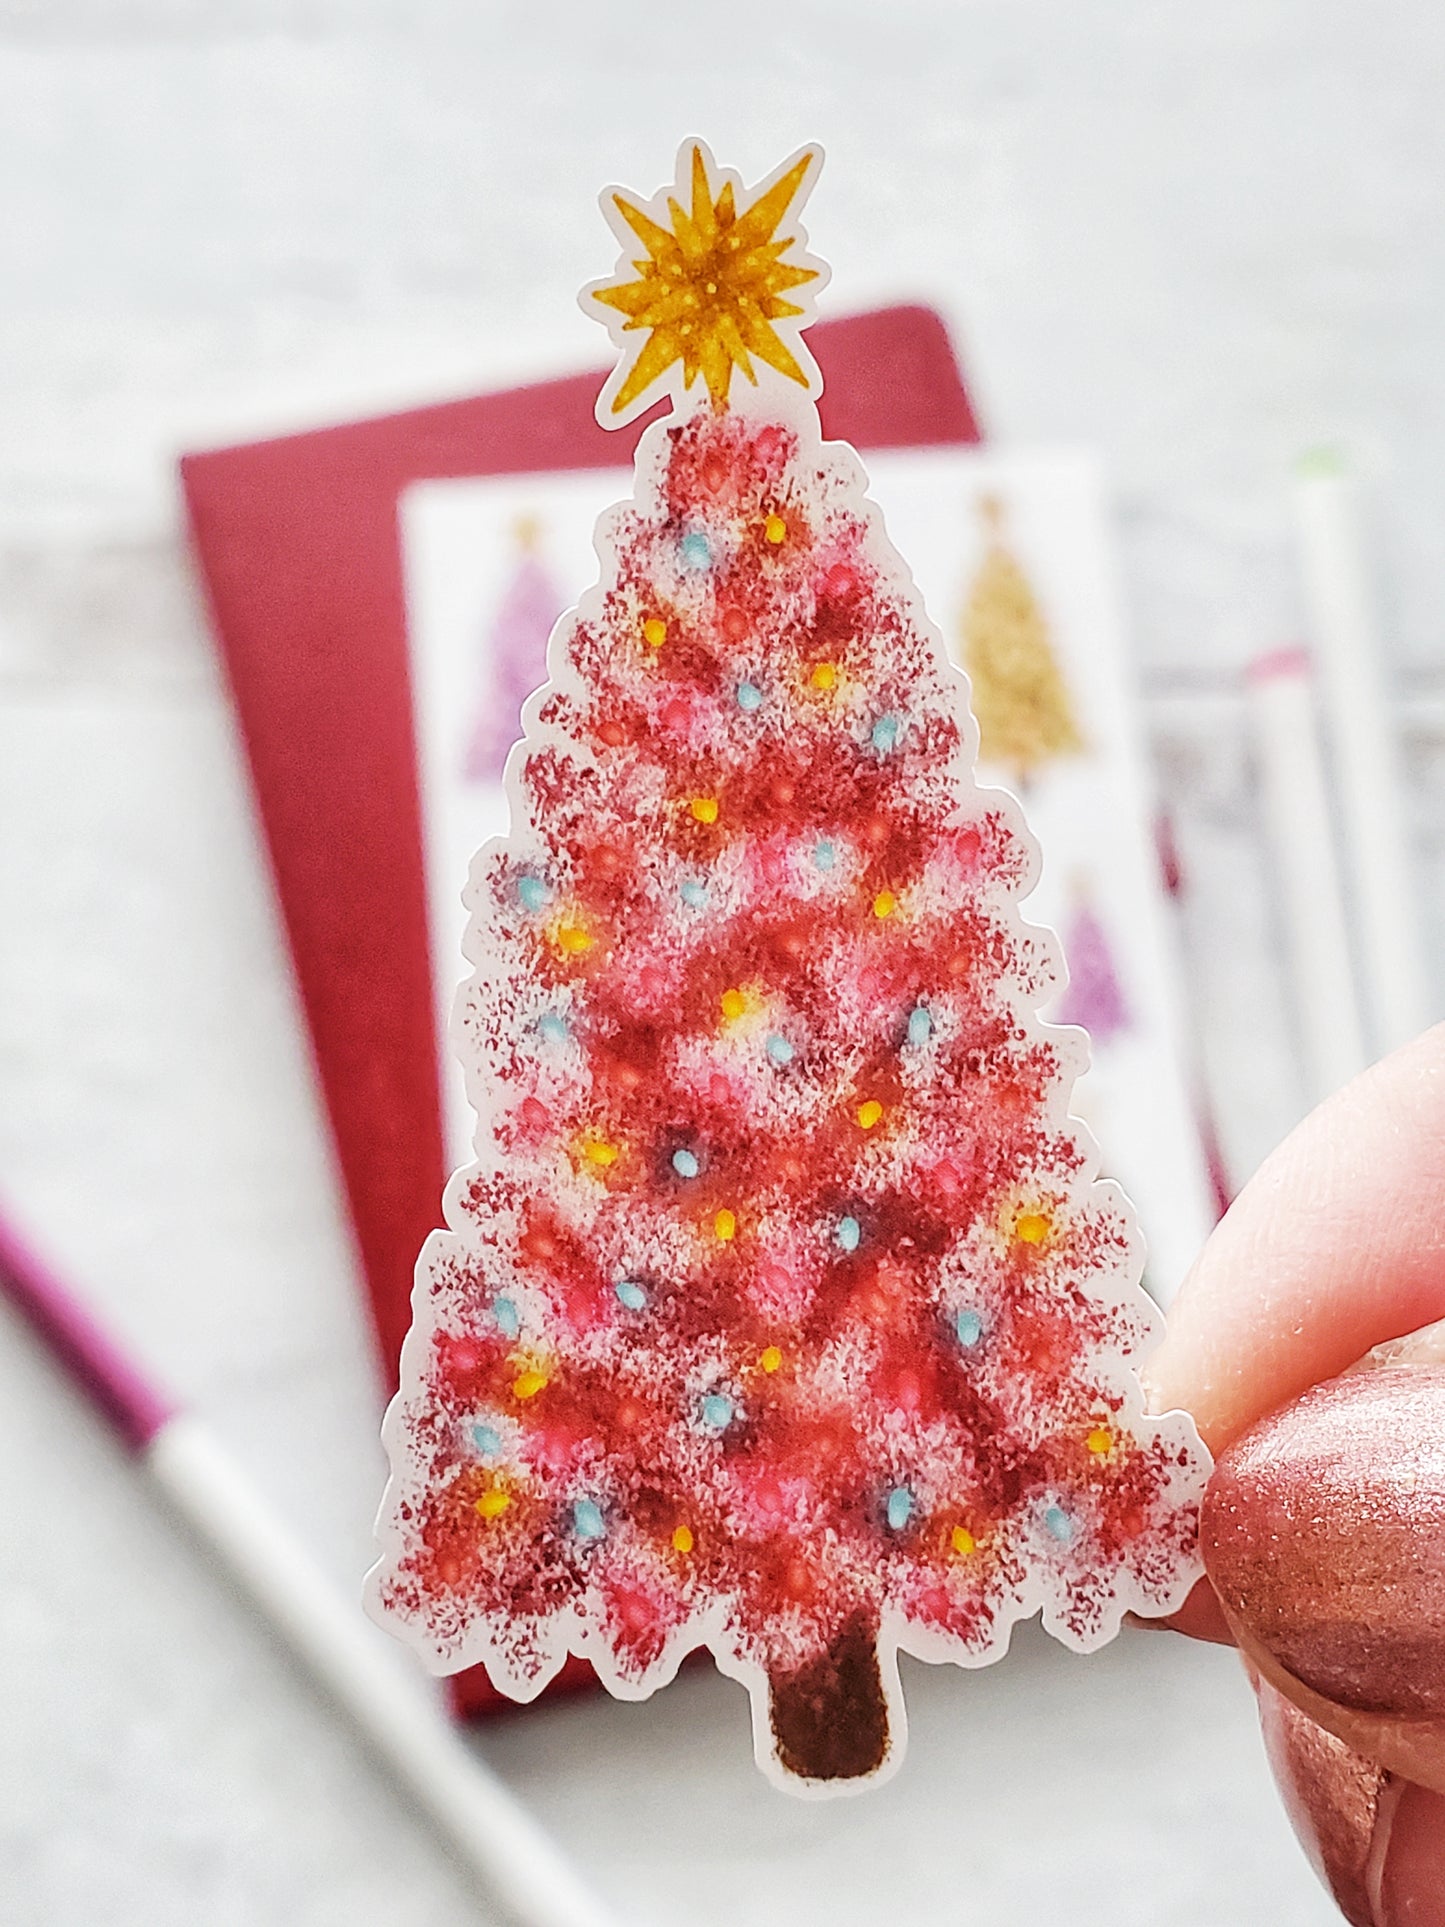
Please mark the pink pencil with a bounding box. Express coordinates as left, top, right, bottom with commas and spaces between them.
0, 1202, 616, 1927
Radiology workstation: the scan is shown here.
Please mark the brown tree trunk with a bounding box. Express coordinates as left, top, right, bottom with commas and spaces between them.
767, 1614, 890, 1783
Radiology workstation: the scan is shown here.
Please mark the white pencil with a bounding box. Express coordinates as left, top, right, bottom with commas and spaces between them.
1246, 648, 1370, 1106
1293, 456, 1434, 1053
0, 1202, 618, 1927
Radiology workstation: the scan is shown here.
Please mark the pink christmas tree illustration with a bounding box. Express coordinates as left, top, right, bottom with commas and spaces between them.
464, 517, 568, 784
1058, 891, 1132, 1045
370, 141, 1208, 1795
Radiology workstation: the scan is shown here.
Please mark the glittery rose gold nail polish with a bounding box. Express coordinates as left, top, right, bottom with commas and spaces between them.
1203, 1368, 1445, 1719
1257, 1677, 1445, 1927
1255, 1675, 1385, 1927
1375, 1781, 1445, 1927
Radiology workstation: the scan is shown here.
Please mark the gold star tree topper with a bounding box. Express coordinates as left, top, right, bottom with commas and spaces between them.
584, 139, 829, 429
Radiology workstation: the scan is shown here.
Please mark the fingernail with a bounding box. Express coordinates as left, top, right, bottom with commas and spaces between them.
1377, 1780, 1445, 1927
1202, 1364, 1445, 1718
1255, 1674, 1384, 1926
1353, 1314, 1445, 1374
1256, 1677, 1445, 1927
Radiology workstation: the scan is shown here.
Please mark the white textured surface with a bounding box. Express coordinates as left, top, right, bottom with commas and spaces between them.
6, 3, 1444, 1921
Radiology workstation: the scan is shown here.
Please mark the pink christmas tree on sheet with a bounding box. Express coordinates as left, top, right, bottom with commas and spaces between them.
369, 140, 1209, 1795
1058, 892, 1131, 1045
464, 517, 568, 784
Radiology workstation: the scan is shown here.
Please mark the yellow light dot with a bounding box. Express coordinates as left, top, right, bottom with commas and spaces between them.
759, 1345, 783, 1374
872, 890, 897, 920
690, 796, 719, 825
672, 1525, 694, 1554
951, 1524, 976, 1557
764, 513, 788, 545
557, 924, 593, 955
475, 1490, 511, 1520
1087, 1426, 1114, 1456
720, 987, 746, 1021
714, 1208, 737, 1242
856, 1100, 884, 1131
1016, 1212, 1050, 1245
512, 1369, 549, 1401
810, 661, 837, 691
642, 616, 668, 648
582, 1139, 619, 1168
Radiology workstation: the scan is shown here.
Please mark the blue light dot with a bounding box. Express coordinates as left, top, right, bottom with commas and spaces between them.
813, 839, 837, 871
615, 1279, 648, 1311
701, 1393, 734, 1431
765, 1033, 794, 1066
955, 1308, 983, 1348
537, 1011, 569, 1044
886, 1486, 914, 1531
871, 714, 900, 753
573, 1498, 606, 1541
1043, 1503, 1075, 1545
836, 1215, 861, 1253
907, 1005, 933, 1047
680, 530, 713, 570
517, 874, 551, 912
736, 681, 763, 712
680, 879, 708, 908
492, 1296, 520, 1340
471, 1423, 502, 1457
672, 1147, 700, 1179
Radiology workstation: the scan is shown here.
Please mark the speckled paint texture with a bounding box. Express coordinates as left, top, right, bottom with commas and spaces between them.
369, 390, 1209, 1792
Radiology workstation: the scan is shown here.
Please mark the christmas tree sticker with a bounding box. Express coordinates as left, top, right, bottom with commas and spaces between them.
464, 515, 568, 784
369, 141, 1209, 1796
960, 495, 1085, 785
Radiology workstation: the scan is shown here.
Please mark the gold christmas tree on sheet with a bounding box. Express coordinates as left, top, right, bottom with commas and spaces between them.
960, 496, 1084, 783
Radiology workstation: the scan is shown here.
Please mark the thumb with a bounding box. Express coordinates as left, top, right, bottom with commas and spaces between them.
1202, 1323, 1445, 1796
1204, 1322, 1445, 1925
1254, 1677, 1445, 1927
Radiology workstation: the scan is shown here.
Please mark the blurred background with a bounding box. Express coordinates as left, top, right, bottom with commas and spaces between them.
3, 3, 1443, 1923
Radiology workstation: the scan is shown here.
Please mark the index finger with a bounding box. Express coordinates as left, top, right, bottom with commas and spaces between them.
1148, 1023, 1445, 1455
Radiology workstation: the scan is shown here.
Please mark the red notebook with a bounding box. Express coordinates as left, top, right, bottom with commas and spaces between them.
181, 305, 980, 1713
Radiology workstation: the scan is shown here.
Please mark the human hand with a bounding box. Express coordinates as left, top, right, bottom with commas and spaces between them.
1148, 1024, 1445, 1927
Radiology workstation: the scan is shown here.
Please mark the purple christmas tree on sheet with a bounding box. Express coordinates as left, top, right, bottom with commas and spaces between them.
464, 517, 568, 784
1059, 894, 1131, 1045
